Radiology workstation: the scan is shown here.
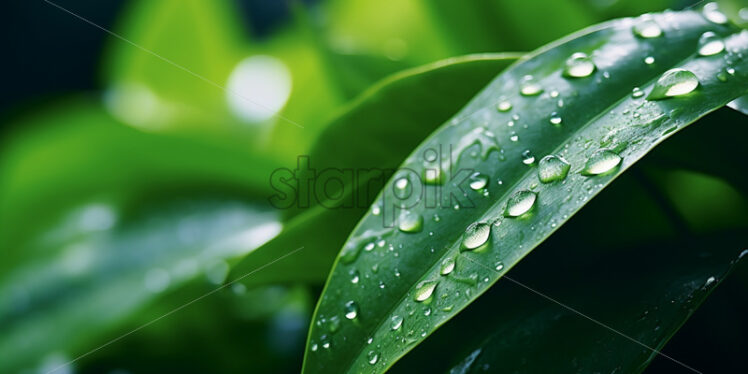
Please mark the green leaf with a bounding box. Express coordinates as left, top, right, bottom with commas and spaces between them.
228, 54, 519, 287
303, 10, 748, 373
391, 159, 748, 372
0, 197, 279, 373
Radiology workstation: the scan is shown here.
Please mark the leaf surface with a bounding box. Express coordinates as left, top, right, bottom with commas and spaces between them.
303, 10, 748, 373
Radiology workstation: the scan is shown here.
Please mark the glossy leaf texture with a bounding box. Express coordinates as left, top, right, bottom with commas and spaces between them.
390, 153, 747, 372
228, 54, 519, 288
303, 10, 748, 373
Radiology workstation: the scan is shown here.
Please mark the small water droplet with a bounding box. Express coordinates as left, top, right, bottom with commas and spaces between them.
390, 315, 404, 330
368, 351, 380, 365
414, 281, 438, 302
563, 52, 596, 78
440, 257, 456, 275
422, 167, 444, 185
509, 132, 519, 142
497, 101, 512, 112
702, 2, 728, 24
549, 112, 562, 125
520, 75, 543, 96
395, 177, 409, 191
582, 149, 621, 175
504, 190, 537, 217
644, 56, 655, 65
461, 222, 491, 251
327, 315, 341, 333
522, 150, 536, 165
647, 68, 699, 100
469, 172, 488, 190
344, 300, 359, 319
631, 87, 644, 98
398, 211, 423, 233
698, 31, 725, 56
538, 155, 570, 183
372, 204, 381, 215
495, 262, 504, 271
350, 270, 360, 284
311, 343, 318, 352
633, 16, 662, 38
704, 276, 716, 287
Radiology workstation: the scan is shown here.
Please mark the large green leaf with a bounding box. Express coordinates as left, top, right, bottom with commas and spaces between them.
390, 164, 747, 373
303, 10, 748, 373
228, 54, 519, 287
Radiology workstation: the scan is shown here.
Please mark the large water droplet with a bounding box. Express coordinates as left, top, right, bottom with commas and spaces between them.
504, 190, 537, 217
563, 52, 596, 78
344, 300, 359, 319
538, 155, 570, 183
633, 16, 662, 38
702, 2, 728, 24
647, 68, 699, 100
390, 315, 404, 330
461, 222, 491, 251
520, 75, 543, 96
497, 101, 512, 112
582, 149, 622, 175
698, 32, 725, 56
440, 257, 456, 275
398, 211, 423, 233
469, 172, 488, 190
368, 351, 380, 365
414, 281, 438, 302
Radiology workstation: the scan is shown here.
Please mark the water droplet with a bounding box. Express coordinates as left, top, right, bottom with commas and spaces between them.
350, 270, 360, 284
549, 112, 562, 125
538, 155, 570, 183
504, 190, 537, 217
424, 307, 432, 316
522, 150, 536, 165
647, 68, 699, 100
327, 316, 341, 333
495, 262, 504, 271
717, 71, 728, 82
461, 222, 491, 251
698, 31, 725, 56
509, 132, 519, 142
414, 281, 438, 302
469, 172, 488, 190
702, 2, 728, 24
311, 343, 318, 352
520, 75, 543, 96
582, 149, 621, 175
563, 52, 596, 78
704, 276, 716, 287
644, 56, 655, 65
631, 87, 644, 98
422, 167, 443, 185
364, 242, 375, 251
344, 301, 359, 319
398, 211, 423, 233
390, 315, 404, 330
633, 16, 662, 38
368, 351, 380, 365
497, 101, 512, 112
440, 257, 456, 275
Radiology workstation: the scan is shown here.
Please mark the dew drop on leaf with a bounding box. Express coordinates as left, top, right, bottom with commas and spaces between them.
631, 87, 644, 98
390, 315, 404, 330
469, 172, 488, 190
414, 281, 438, 302
538, 155, 571, 183
633, 16, 662, 38
520, 75, 543, 96
522, 149, 536, 165
344, 300, 359, 319
398, 211, 423, 233
367, 351, 380, 365
644, 56, 655, 65
440, 257, 456, 275
647, 68, 699, 100
581, 149, 622, 175
549, 112, 563, 125
350, 270, 360, 284
698, 31, 725, 56
497, 100, 512, 112
327, 315, 341, 333
563, 52, 596, 78
504, 190, 537, 217
461, 222, 491, 251
702, 2, 728, 24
